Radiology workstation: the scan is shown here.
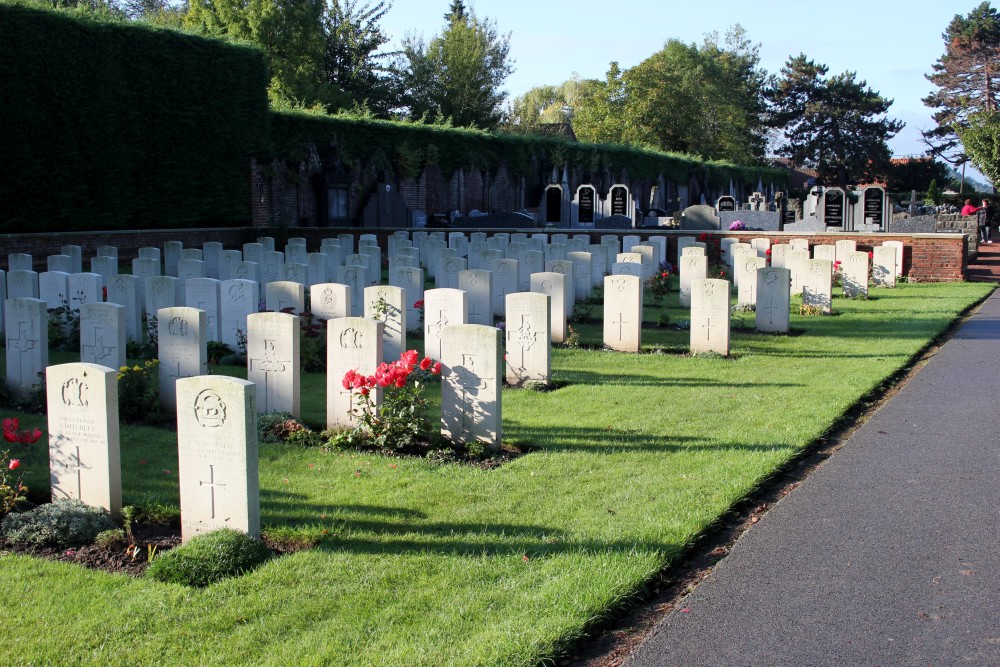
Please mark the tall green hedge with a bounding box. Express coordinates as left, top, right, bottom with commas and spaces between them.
0, 4, 269, 233
268, 111, 787, 190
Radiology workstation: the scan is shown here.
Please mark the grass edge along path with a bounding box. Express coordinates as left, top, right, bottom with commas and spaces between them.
0, 282, 992, 667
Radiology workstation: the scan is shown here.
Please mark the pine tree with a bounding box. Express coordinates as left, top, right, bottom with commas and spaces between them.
923, 2, 1000, 164
443, 0, 465, 22
767, 54, 903, 187
926, 178, 943, 205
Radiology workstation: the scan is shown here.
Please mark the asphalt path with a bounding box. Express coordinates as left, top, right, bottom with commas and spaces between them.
625, 290, 1000, 667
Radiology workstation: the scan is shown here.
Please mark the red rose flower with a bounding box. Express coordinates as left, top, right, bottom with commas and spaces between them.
8, 459, 20, 471
432, 362, 442, 374
419, 357, 432, 371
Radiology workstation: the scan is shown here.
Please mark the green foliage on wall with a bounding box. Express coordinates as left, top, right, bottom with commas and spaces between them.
0, 3, 270, 233
268, 110, 787, 190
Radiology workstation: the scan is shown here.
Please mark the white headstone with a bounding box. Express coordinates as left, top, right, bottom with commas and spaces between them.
737, 255, 767, 307
8, 253, 32, 272
145, 276, 179, 323
835, 240, 857, 263
679, 255, 708, 308
7, 270, 39, 299
176, 375, 259, 541
203, 242, 223, 279
491, 259, 519, 318
164, 241, 183, 277
219, 279, 260, 351
756, 268, 791, 333
186, 278, 221, 342
47, 255, 73, 274
803, 259, 833, 313
603, 274, 643, 352
158, 307, 208, 412
770, 244, 790, 269
61, 245, 83, 274
337, 264, 367, 317
232, 261, 260, 284
441, 324, 503, 452
459, 269, 493, 326
786, 248, 810, 296
364, 285, 406, 363
106, 274, 141, 343
843, 251, 870, 298
504, 292, 550, 387
247, 312, 300, 417
390, 267, 424, 330
310, 283, 351, 322
90, 256, 118, 288
39, 271, 70, 309
46, 362, 121, 514
265, 280, 304, 315
80, 302, 126, 370
530, 272, 568, 344
423, 288, 467, 362
5, 297, 48, 397
68, 273, 101, 311
883, 241, 904, 278
326, 317, 383, 428
690, 279, 730, 355
872, 246, 897, 287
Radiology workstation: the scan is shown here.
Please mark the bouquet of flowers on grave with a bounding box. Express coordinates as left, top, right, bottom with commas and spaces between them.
646, 261, 673, 306
0, 418, 42, 518
341, 350, 443, 454
729, 220, 747, 231
832, 260, 843, 286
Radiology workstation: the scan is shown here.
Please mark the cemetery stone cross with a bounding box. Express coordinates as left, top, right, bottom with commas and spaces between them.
903, 190, 921, 215
200, 464, 226, 520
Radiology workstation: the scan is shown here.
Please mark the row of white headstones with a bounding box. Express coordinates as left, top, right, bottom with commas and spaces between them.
6, 232, 902, 543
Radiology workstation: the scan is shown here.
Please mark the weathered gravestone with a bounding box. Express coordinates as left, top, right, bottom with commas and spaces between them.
46, 362, 121, 514
232, 261, 260, 284
883, 240, 904, 278
186, 278, 221, 342
813, 244, 837, 264
8, 253, 32, 272
80, 303, 126, 370
337, 264, 367, 317
60, 245, 83, 274
203, 242, 222, 279
530, 272, 568, 344
770, 244, 789, 269
611, 262, 642, 277
158, 307, 207, 412
423, 288, 467, 362
176, 376, 259, 541
566, 251, 593, 301
504, 292, 550, 387
5, 298, 47, 397
47, 255, 73, 274
680, 205, 721, 231
603, 274, 643, 353
163, 241, 182, 277
326, 317, 383, 428
247, 312, 300, 417
835, 240, 857, 263
690, 279, 730, 355
68, 273, 102, 311
786, 248, 810, 296
545, 260, 575, 317
756, 268, 791, 333
365, 285, 406, 363
145, 276, 179, 324
441, 324, 503, 452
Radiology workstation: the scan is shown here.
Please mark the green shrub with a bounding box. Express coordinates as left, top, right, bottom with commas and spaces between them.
1, 499, 116, 548
95, 528, 126, 548
145, 528, 272, 587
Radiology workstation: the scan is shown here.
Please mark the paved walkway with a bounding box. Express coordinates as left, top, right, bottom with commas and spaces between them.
625, 290, 1000, 667
966, 238, 1000, 282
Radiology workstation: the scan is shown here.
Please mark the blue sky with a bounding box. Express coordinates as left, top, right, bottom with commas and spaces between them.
378, 0, 984, 180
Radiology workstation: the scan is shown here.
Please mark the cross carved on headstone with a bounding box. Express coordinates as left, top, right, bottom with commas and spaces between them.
761, 299, 779, 326
66, 446, 91, 498
512, 314, 537, 369
199, 464, 226, 519
83, 327, 114, 361
703, 317, 714, 341
613, 313, 629, 340
7, 322, 38, 383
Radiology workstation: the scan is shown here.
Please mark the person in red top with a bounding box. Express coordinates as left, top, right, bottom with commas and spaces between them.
961, 198, 982, 217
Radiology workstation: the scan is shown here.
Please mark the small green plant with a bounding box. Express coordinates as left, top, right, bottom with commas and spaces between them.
117, 360, 160, 425
656, 311, 671, 328
564, 325, 581, 348
47, 300, 81, 352
95, 528, 126, 548
298, 311, 327, 373
1, 499, 116, 548
207, 340, 233, 366
145, 528, 272, 587
127, 314, 159, 360
569, 302, 593, 323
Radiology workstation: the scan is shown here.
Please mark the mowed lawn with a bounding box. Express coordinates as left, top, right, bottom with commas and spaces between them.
0, 281, 991, 666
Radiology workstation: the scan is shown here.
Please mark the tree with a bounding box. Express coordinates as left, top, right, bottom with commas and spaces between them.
923, 2, 1000, 164
957, 111, 1000, 187
398, 4, 513, 129
926, 178, 943, 205
767, 54, 903, 187
567, 26, 769, 163
184, 0, 340, 109
323, 0, 398, 117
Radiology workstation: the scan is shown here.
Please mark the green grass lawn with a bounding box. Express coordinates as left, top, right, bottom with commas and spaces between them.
0, 281, 992, 666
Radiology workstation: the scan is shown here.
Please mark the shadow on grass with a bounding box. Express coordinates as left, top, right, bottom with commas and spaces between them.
555, 369, 805, 388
